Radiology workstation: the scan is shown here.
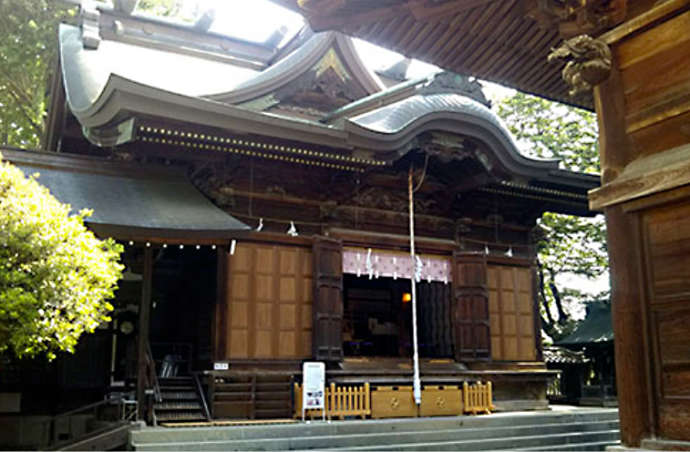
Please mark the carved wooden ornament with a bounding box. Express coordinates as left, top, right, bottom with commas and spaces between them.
548, 34, 611, 97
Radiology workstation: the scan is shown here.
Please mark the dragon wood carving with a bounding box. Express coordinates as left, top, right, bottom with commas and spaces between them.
548, 34, 611, 97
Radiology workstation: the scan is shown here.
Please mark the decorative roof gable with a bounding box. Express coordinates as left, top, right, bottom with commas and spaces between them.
208, 32, 383, 119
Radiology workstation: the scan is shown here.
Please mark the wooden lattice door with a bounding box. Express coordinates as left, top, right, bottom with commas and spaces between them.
312, 236, 344, 361
452, 251, 491, 361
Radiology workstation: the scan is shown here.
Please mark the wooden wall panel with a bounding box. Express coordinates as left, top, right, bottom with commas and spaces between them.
617, 9, 690, 157
223, 242, 312, 360
643, 201, 690, 441
488, 265, 536, 361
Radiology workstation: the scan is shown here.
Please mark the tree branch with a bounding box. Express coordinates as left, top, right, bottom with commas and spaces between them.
537, 258, 555, 325
548, 275, 568, 325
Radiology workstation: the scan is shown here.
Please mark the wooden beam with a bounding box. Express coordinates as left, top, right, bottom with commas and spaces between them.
307, 3, 410, 31
136, 247, 153, 422
408, 0, 499, 21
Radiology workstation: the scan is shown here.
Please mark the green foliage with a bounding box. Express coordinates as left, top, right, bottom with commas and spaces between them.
137, 0, 184, 17
136, 0, 199, 22
497, 92, 608, 341
0, 1, 76, 148
0, 153, 123, 359
498, 92, 600, 174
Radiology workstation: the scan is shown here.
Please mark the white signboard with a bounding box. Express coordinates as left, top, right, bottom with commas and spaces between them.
302, 361, 326, 421
213, 362, 229, 371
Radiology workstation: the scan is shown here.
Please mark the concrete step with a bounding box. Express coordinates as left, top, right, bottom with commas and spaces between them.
134, 429, 620, 452
333, 430, 621, 451
131, 409, 619, 445
132, 420, 619, 451
518, 439, 622, 451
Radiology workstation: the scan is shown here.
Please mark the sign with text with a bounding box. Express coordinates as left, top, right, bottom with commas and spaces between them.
302, 361, 325, 421
213, 362, 229, 371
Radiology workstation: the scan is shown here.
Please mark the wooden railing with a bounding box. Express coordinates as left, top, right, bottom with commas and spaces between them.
463, 381, 494, 414
294, 383, 371, 420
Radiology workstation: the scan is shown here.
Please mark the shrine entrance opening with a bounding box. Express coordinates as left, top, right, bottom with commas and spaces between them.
342, 274, 454, 359
149, 247, 218, 374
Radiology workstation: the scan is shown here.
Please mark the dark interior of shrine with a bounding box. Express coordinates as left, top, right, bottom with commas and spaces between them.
149, 247, 217, 374
342, 275, 454, 359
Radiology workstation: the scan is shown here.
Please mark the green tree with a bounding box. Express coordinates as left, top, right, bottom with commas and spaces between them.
497, 92, 608, 341
0, 0, 76, 148
0, 0, 200, 149
0, 154, 124, 359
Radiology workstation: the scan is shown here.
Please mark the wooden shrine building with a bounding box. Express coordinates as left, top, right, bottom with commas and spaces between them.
274, 0, 690, 447
3, 1, 600, 437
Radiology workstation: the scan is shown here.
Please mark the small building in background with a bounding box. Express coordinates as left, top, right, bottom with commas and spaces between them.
556, 302, 616, 407
543, 346, 588, 405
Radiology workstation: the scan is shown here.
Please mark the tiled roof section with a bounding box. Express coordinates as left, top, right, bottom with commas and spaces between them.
558, 302, 614, 345
543, 346, 588, 364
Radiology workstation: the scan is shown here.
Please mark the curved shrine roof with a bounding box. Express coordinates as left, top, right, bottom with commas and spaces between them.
55, 13, 599, 211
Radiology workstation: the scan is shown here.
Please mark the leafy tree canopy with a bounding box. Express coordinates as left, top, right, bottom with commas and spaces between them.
0, 154, 123, 359
0, 0, 76, 148
0, 0, 197, 149
497, 92, 608, 342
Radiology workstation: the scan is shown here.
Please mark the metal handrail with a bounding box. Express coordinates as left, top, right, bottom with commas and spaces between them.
192, 372, 212, 421
53, 397, 119, 419
146, 341, 162, 403
46, 397, 126, 448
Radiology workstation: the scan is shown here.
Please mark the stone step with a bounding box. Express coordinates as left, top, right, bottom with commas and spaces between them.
132, 420, 618, 451
131, 409, 619, 445
331, 430, 620, 451
517, 439, 622, 451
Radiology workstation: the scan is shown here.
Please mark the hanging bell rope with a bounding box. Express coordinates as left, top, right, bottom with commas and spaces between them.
408, 162, 422, 406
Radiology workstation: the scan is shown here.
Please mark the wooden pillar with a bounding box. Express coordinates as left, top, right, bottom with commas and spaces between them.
604, 206, 652, 445
214, 246, 228, 362
452, 251, 490, 362
136, 247, 153, 421
531, 264, 543, 362
593, 45, 654, 448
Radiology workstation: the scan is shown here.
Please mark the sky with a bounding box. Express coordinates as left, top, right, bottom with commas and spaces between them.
134, 0, 516, 102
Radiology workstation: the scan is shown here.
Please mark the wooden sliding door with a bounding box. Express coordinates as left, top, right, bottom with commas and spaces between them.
220, 242, 313, 359
487, 265, 536, 361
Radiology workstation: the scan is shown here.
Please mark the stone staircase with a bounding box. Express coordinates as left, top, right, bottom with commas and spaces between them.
131, 407, 620, 451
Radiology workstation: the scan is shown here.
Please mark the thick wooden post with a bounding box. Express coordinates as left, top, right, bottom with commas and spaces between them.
593, 61, 654, 447
136, 247, 153, 421
605, 207, 653, 444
